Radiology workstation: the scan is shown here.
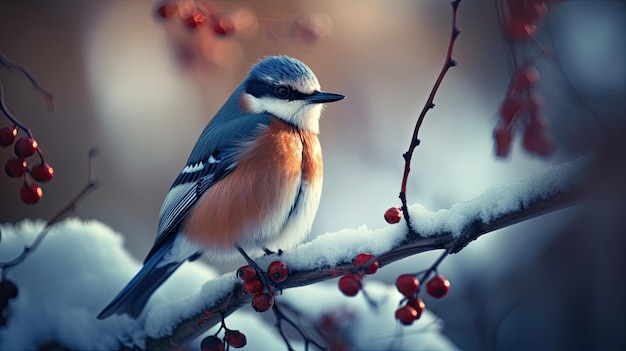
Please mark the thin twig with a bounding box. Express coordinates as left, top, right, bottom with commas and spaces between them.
0, 148, 98, 279
0, 80, 35, 139
0, 52, 54, 112
399, 0, 463, 235
273, 302, 327, 351
0, 52, 54, 161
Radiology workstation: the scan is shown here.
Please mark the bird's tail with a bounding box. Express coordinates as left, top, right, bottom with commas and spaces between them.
97, 239, 185, 320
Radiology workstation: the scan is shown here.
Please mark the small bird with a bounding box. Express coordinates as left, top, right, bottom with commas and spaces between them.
97, 55, 344, 319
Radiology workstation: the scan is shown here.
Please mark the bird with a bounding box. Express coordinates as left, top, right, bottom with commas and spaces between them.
97, 55, 345, 319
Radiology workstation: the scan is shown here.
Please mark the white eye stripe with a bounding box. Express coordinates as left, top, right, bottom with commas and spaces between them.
241, 93, 322, 134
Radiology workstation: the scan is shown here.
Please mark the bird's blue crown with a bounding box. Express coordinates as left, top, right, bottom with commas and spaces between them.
247, 56, 319, 89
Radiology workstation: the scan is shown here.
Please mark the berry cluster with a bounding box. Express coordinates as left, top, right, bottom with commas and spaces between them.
237, 260, 289, 313
154, 1, 237, 36
337, 253, 451, 326
1, 127, 54, 204
338, 253, 379, 297
394, 274, 450, 325
0, 279, 19, 327
502, 0, 550, 41
494, 0, 556, 158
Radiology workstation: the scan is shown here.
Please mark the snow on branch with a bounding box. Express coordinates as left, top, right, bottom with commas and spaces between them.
143, 157, 588, 350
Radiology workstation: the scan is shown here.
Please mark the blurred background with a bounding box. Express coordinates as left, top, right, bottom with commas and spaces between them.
0, 1, 624, 350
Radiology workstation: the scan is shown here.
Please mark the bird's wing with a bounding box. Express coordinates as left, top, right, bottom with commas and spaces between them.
144, 112, 272, 263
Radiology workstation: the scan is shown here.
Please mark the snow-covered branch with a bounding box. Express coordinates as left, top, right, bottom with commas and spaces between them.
0, 159, 587, 350
143, 158, 587, 350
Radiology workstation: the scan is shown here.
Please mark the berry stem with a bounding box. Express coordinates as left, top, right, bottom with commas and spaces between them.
236, 245, 281, 294
0, 53, 52, 165
399, 0, 463, 236
0, 52, 54, 112
417, 248, 450, 286
0, 80, 35, 139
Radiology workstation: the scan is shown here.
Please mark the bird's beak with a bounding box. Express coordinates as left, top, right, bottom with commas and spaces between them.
303, 91, 345, 104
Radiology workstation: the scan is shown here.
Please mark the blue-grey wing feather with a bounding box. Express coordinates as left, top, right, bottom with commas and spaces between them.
145, 93, 272, 263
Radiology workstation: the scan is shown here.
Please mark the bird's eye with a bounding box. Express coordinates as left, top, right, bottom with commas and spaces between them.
275, 85, 291, 99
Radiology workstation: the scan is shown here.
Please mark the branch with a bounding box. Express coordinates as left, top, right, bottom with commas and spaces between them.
399, 0, 462, 233
0, 52, 54, 140
141, 158, 587, 350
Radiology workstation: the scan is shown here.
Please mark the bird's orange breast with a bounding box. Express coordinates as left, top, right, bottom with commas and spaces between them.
181, 117, 322, 250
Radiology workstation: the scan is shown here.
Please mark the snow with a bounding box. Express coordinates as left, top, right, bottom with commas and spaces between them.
409, 157, 587, 237
0, 219, 142, 350
0, 219, 220, 349
281, 281, 459, 350
0, 159, 585, 349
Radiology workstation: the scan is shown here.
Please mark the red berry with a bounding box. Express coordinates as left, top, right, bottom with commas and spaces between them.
316, 314, 338, 333
242, 279, 263, 294
200, 335, 224, 351
183, 12, 206, 28
251, 293, 274, 312
511, 66, 540, 91
268, 260, 289, 283
20, 182, 43, 204
338, 274, 361, 297
212, 16, 235, 36
354, 253, 379, 275
395, 274, 419, 298
395, 305, 418, 325
14, 137, 38, 158
225, 330, 247, 348
5, 157, 27, 178
384, 207, 402, 224
406, 297, 426, 319
499, 97, 523, 124
31, 162, 54, 182
154, 1, 177, 19
426, 275, 450, 299
237, 265, 257, 281
0, 280, 18, 299
0, 126, 17, 147
522, 127, 554, 157
493, 127, 513, 158
505, 21, 536, 41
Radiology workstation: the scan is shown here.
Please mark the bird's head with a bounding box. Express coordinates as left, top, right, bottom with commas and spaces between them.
240, 56, 344, 133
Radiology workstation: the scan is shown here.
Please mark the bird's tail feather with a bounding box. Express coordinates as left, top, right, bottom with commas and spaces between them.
97, 243, 184, 320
